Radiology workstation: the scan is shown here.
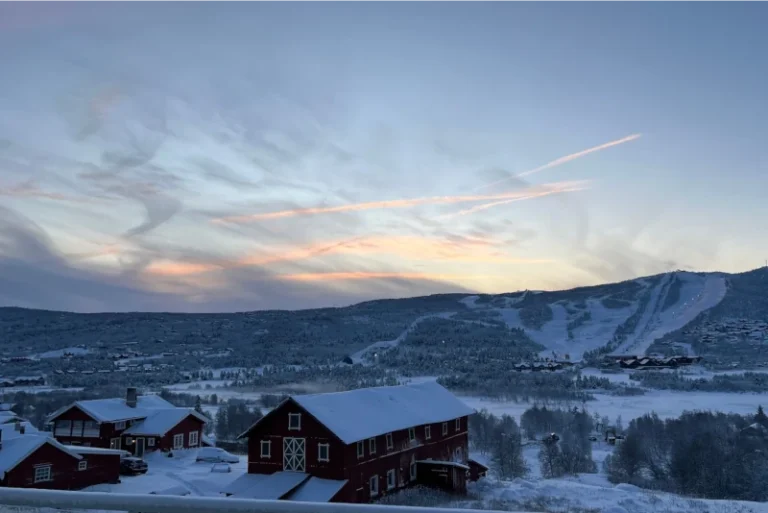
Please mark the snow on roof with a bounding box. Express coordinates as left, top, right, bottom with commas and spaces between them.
123, 408, 207, 436
223, 472, 309, 500
259, 382, 474, 444
64, 446, 131, 457
284, 477, 347, 502
50, 394, 176, 423
150, 485, 191, 496
0, 421, 39, 439
0, 434, 81, 479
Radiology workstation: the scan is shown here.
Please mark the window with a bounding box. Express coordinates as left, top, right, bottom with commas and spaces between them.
261, 440, 271, 458
84, 421, 99, 438
34, 465, 52, 483
408, 428, 416, 442
369, 437, 376, 454
425, 425, 431, 440
109, 438, 121, 450
173, 433, 184, 449
442, 422, 448, 436
72, 420, 83, 437
115, 421, 126, 431
318, 443, 329, 462
387, 469, 396, 490
386, 433, 393, 451
189, 431, 199, 447
288, 413, 301, 431
78, 461, 88, 471
369, 475, 379, 497
410, 461, 417, 480
357, 441, 364, 459
148, 438, 155, 447
54, 420, 71, 437
455, 418, 461, 432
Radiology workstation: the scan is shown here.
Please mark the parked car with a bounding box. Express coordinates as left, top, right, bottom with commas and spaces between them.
196, 447, 239, 464
120, 457, 149, 475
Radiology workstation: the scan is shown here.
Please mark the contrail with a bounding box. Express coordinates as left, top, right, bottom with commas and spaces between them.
475, 133, 641, 192
212, 181, 587, 224
437, 182, 589, 220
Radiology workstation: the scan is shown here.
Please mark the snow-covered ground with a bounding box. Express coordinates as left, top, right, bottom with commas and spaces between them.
37, 347, 91, 359
87, 449, 246, 496
462, 389, 768, 425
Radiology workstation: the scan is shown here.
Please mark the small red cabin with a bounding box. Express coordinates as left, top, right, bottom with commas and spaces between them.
235, 382, 475, 503
0, 422, 124, 490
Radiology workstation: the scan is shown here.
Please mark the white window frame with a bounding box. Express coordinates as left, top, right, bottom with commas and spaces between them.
357, 441, 364, 459
115, 421, 126, 430
318, 443, 330, 462
455, 418, 461, 432
261, 440, 271, 458
442, 422, 448, 436
408, 428, 416, 442
72, 420, 83, 437
288, 413, 302, 431
386, 433, 393, 451
78, 461, 88, 471
410, 461, 417, 480
369, 475, 379, 497
369, 437, 376, 454
425, 425, 431, 440
173, 433, 184, 450
387, 469, 396, 490
148, 438, 155, 447
189, 431, 199, 447
109, 438, 121, 450
34, 465, 52, 483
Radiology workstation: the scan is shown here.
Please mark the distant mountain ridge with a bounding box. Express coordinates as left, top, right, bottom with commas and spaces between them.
1, 268, 767, 369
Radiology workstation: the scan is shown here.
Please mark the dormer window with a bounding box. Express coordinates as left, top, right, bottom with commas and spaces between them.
455, 418, 461, 432
288, 413, 301, 431
408, 428, 416, 442
425, 425, 431, 440
369, 437, 376, 454
115, 421, 126, 431
386, 433, 394, 451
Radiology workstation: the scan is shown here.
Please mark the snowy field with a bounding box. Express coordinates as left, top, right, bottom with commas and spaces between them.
462, 389, 768, 425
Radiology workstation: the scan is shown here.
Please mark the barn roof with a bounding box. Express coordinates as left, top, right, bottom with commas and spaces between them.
48, 394, 176, 423
240, 381, 474, 444
123, 408, 208, 436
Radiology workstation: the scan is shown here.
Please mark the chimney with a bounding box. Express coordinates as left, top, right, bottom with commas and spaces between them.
19, 424, 25, 435
0, 427, 3, 450
126, 387, 138, 408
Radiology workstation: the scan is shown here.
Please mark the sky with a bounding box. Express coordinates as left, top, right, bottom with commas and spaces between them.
0, 2, 767, 313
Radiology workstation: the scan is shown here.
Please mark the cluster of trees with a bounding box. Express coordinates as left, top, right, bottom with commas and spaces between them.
521, 406, 598, 478
439, 370, 595, 402
630, 371, 768, 393
214, 401, 263, 442
604, 407, 768, 501
469, 410, 527, 479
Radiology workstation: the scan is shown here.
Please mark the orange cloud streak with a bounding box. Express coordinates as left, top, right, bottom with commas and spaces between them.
278, 272, 500, 283
144, 235, 554, 278
212, 181, 587, 224
475, 133, 641, 192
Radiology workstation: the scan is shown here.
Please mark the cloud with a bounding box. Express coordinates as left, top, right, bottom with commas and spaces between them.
213, 181, 589, 224
278, 271, 503, 282
474, 134, 641, 192
0, 180, 83, 202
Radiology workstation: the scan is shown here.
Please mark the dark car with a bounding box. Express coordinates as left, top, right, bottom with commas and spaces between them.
120, 457, 148, 475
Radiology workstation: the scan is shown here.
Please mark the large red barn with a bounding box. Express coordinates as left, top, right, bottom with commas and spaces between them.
233, 382, 475, 503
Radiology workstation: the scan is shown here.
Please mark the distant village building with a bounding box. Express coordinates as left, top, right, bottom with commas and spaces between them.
230, 382, 481, 503
47, 388, 207, 457
0, 421, 125, 490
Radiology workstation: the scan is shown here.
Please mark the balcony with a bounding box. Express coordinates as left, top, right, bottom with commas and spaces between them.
0, 488, 525, 513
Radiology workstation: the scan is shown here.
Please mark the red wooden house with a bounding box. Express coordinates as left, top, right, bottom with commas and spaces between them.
0, 421, 124, 490
48, 388, 208, 457
232, 382, 475, 503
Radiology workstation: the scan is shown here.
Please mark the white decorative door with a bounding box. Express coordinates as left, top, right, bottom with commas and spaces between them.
283, 437, 306, 471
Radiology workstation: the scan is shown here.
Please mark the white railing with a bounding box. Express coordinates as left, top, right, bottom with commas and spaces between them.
0, 489, 533, 513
